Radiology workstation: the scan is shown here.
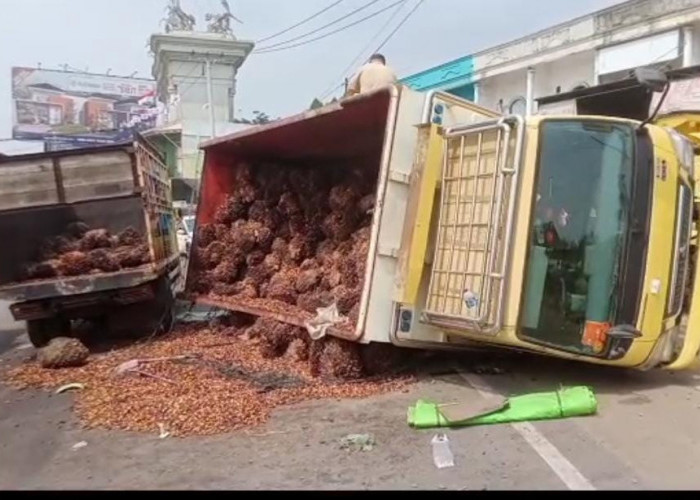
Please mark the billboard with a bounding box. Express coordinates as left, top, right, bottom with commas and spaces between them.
12, 67, 160, 150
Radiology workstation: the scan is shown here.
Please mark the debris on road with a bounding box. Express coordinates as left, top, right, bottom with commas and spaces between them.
127, 369, 177, 385
305, 303, 342, 340
114, 355, 194, 376
177, 355, 307, 392
438, 398, 508, 423
339, 433, 376, 452
37, 337, 90, 369
114, 359, 140, 375
4, 324, 411, 437
71, 441, 88, 451
13, 342, 33, 352
431, 434, 454, 469
408, 386, 598, 429
55, 383, 85, 394
473, 365, 507, 376
158, 423, 171, 439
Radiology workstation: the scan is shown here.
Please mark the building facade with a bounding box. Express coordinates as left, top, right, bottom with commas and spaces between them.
147, 31, 254, 187
403, 0, 700, 115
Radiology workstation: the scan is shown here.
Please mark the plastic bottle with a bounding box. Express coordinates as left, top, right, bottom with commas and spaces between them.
431, 434, 455, 469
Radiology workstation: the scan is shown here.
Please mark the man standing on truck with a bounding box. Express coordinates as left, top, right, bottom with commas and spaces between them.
346, 54, 398, 97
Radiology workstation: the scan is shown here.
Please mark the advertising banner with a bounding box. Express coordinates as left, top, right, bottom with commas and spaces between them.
12, 67, 160, 149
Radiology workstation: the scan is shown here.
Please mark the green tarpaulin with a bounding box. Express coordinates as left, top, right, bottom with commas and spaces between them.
407, 386, 597, 429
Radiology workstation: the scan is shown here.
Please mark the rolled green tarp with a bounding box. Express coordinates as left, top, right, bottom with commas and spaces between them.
407, 386, 598, 429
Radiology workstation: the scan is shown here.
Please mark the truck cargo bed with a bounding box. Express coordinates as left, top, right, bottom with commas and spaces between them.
194, 295, 358, 341
0, 140, 180, 307
0, 195, 148, 286
0, 264, 157, 302
187, 90, 393, 337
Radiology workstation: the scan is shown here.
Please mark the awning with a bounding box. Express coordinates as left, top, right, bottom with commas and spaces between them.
141, 122, 182, 139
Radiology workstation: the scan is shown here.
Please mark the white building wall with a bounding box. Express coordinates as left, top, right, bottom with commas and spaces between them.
410, 0, 700, 117
150, 33, 254, 180
478, 70, 527, 112
477, 51, 595, 113
540, 52, 597, 93
690, 22, 700, 65
0, 140, 45, 156
163, 58, 244, 178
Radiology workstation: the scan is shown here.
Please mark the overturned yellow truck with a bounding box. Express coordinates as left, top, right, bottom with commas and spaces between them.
188, 70, 700, 371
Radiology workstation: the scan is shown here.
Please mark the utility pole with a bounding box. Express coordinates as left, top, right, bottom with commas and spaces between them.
205, 58, 216, 139
525, 67, 536, 116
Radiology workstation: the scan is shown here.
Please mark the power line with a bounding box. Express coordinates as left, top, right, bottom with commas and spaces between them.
257, 0, 345, 44
319, 0, 408, 100
373, 0, 425, 53
318, 0, 424, 101
255, 0, 406, 55
254, 0, 384, 52
170, 61, 205, 100
321, 81, 348, 100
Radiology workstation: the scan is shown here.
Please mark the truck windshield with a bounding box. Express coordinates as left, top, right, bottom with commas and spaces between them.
520, 120, 634, 355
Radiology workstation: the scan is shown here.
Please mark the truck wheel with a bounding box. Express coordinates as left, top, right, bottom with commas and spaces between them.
26, 317, 71, 348
157, 306, 174, 335
154, 276, 175, 335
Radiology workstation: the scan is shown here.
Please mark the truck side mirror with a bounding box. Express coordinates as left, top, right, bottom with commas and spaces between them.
635, 67, 671, 129
634, 67, 668, 93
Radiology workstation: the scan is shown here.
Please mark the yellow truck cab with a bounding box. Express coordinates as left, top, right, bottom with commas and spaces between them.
191, 73, 700, 370
397, 111, 696, 370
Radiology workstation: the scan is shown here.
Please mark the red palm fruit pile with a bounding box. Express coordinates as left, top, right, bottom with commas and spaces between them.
193, 163, 377, 328
20, 222, 153, 282
5, 323, 412, 436
244, 316, 365, 380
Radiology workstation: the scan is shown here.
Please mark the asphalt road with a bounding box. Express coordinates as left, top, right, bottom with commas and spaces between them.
0, 301, 22, 354
2, 332, 700, 490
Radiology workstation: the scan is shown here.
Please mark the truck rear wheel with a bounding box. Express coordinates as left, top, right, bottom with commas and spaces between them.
26, 317, 71, 348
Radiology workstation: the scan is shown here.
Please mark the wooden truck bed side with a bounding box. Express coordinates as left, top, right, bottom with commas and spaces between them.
0, 139, 180, 302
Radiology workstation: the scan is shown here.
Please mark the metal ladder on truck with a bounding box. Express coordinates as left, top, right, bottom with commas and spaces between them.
422, 115, 524, 335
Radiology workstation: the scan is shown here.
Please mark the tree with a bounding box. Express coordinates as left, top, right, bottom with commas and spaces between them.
233, 110, 275, 125
250, 110, 272, 124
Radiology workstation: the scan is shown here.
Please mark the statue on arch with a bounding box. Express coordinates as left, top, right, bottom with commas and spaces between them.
206, 0, 242, 37
163, 0, 196, 33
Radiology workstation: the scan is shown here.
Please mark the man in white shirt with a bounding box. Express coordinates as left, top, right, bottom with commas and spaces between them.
346, 53, 398, 96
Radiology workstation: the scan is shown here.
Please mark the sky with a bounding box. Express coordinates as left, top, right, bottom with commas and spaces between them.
0, 0, 626, 138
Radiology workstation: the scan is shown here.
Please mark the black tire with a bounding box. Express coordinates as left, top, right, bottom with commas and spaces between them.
153, 275, 175, 335
26, 317, 71, 348
157, 306, 174, 336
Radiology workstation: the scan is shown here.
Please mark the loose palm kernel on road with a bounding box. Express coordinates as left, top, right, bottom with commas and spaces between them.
3, 324, 412, 437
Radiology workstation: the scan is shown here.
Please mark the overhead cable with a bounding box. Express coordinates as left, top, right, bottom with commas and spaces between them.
255, 0, 405, 54
257, 0, 345, 44
255, 0, 385, 52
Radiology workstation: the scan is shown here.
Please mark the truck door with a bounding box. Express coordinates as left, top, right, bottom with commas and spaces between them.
422, 117, 524, 335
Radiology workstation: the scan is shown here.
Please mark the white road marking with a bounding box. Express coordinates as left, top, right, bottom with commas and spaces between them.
457, 371, 596, 491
